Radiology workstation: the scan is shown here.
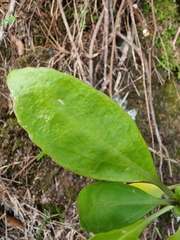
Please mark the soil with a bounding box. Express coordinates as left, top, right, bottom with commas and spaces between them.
0, 0, 180, 239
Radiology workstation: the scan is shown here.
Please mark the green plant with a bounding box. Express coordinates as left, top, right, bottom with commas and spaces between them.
155, 27, 179, 72
141, 2, 151, 15
36, 208, 62, 240
7, 67, 180, 239
73, 4, 89, 28
37, 151, 46, 161
1, 13, 16, 26
153, 0, 180, 78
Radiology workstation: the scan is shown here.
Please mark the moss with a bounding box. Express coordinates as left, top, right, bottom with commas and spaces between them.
141, 2, 151, 15
153, 0, 180, 77
155, 0, 178, 22
141, 1, 180, 78
153, 78, 180, 158
0, 45, 11, 59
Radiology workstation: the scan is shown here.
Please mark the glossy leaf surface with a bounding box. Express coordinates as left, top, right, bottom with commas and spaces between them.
7, 67, 159, 183
78, 181, 169, 233
89, 218, 149, 240
90, 205, 174, 240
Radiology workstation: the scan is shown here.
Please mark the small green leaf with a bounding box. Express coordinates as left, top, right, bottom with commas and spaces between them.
78, 181, 169, 233
175, 186, 180, 202
166, 226, 180, 240
90, 205, 174, 240
174, 205, 180, 217
37, 151, 46, 161
1, 13, 16, 26
7, 67, 160, 184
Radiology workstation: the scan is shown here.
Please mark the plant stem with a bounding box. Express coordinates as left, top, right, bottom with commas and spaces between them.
155, 180, 177, 200
147, 205, 174, 223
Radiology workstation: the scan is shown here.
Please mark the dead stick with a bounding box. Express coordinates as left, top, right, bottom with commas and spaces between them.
89, 10, 104, 85
109, 0, 126, 98
58, 2, 87, 83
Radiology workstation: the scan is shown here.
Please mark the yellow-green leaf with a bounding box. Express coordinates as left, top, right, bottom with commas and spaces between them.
130, 183, 164, 198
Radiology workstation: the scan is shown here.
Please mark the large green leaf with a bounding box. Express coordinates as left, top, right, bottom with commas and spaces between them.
77, 181, 169, 233
7, 67, 159, 183
89, 205, 174, 240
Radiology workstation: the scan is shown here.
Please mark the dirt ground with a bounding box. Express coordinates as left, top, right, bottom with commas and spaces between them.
0, 0, 180, 239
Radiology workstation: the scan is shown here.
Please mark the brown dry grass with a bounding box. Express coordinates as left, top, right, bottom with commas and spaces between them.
0, 0, 180, 239
0, 178, 87, 239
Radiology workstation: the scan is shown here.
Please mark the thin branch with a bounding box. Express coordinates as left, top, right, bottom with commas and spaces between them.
151, 0, 172, 179
58, 1, 87, 82
103, 0, 109, 89
109, 0, 126, 98
89, 10, 104, 85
